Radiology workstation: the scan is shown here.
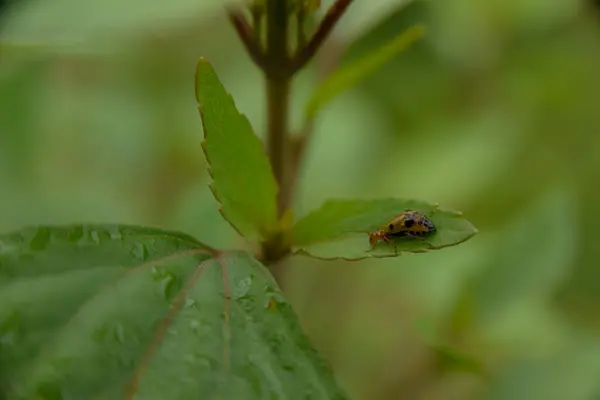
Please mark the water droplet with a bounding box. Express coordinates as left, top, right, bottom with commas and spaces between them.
185, 298, 197, 308
0, 310, 21, 346
268, 333, 285, 350
30, 227, 50, 251
67, 226, 84, 243
152, 270, 181, 300
129, 242, 149, 261
234, 275, 254, 299
167, 326, 178, 336
92, 322, 126, 344
196, 355, 219, 370
264, 289, 286, 312
113, 323, 125, 343
281, 360, 295, 371
107, 226, 122, 240
7, 232, 24, 244
89, 230, 100, 244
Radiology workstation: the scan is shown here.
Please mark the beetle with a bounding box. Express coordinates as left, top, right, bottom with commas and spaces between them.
368, 209, 436, 252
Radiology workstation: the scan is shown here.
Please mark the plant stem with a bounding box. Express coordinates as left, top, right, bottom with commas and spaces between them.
260, 0, 293, 278
266, 76, 291, 216
226, 0, 353, 275
290, 0, 354, 73
227, 8, 267, 70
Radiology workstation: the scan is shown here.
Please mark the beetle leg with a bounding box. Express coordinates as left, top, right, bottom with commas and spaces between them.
382, 236, 398, 255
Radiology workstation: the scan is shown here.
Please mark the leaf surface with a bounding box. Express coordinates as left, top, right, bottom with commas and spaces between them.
305, 24, 426, 120
195, 58, 279, 240
291, 198, 477, 260
0, 225, 347, 399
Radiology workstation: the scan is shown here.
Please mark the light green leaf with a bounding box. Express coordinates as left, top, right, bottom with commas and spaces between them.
291, 198, 477, 260
305, 24, 426, 120
0, 0, 241, 53
195, 58, 279, 240
0, 225, 348, 399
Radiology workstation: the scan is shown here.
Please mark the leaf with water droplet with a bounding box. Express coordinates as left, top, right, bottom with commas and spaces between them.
0, 225, 348, 399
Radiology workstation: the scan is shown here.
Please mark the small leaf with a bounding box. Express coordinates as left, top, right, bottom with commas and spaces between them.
305, 24, 426, 120
291, 198, 477, 260
0, 225, 348, 399
195, 58, 279, 240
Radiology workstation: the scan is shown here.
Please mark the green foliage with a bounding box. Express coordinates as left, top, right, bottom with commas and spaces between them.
0, 0, 242, 52
0, 225, 348, 399
305, 24, 426, 121
195, 59, 279, 240
291, 199, 477, 260
431, 345, 484, 376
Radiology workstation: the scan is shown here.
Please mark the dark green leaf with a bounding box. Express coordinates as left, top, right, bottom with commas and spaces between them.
0, 225, 348, 399
291, 198, 477, 260
305, 24, 426, 121
195, 58, 279, 240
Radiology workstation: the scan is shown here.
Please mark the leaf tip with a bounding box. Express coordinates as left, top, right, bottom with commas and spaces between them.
194, 57, 214, 103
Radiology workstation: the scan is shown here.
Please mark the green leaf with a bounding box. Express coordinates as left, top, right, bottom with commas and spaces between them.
291, 198, 477, 260
431, 345, 485, 376
305, 24, 426, 121
0, 225, 348, 399
413, 318, 485, 377
0, 0, 242, 53
195, 58, 279, 240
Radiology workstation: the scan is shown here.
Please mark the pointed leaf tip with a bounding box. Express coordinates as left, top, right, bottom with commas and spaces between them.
305, 23, 427, 120
195, 59, 279, 240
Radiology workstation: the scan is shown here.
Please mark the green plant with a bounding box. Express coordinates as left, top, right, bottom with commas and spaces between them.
0, 0, 476, 398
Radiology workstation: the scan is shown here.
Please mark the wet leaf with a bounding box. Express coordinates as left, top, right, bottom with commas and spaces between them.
0, 225, 348, 399
291, 198, 477, 260
305, 24, 426, 120
195, 58, 279, 240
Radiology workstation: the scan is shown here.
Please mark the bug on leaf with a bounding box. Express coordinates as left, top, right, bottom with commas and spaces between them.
368, 209, 436, 252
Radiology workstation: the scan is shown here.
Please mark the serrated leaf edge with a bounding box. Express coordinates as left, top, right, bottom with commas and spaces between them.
195, 57, 279, 240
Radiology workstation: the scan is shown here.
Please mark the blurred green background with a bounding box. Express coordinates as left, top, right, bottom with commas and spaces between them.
2, 0, 600, 399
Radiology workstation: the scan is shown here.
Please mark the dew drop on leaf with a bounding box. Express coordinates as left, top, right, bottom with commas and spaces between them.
66, 225, 84, 243
185, 298, 197, 308
151, 270, 181, 301
89, 230, 100, 244
0, 310, 21, 346
30, 227, 50, 251
129, 242, 149, 261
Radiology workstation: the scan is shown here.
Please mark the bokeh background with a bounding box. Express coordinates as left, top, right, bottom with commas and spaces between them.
2, 0, 600, 399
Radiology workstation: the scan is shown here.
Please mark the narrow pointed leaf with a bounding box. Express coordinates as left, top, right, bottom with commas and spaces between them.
305, 24, 426, 120
291, 198, 477, 260
195, 58, 279, 240
0, 225, 348, 399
